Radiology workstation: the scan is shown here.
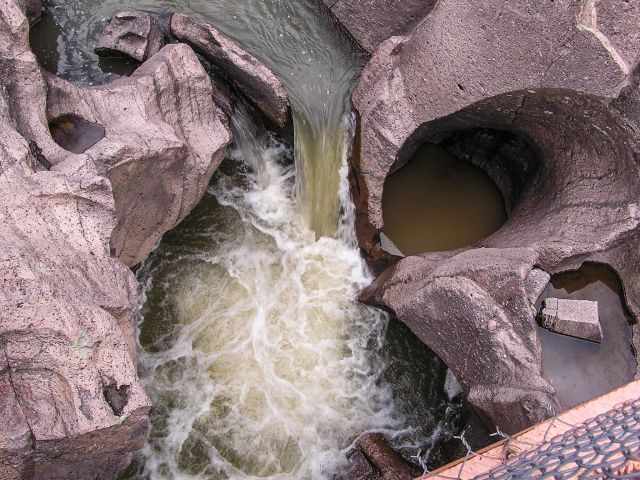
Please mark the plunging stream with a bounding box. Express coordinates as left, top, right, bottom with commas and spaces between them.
32, 1, 473, 478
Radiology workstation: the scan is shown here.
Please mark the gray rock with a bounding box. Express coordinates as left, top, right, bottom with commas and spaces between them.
322, 0, 436, 53
171, 13, 290, 128
540, 298, 602, 343
444, 369, 463, 401
95, 11, 165, 63
353, 0, 640, 433
45, 43, 232, 267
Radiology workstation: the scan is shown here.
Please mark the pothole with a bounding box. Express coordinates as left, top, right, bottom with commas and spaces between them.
381, 128, 540, 256
49, 114, 106, 154
537, 263, 637, 410
381, 143, 507, 256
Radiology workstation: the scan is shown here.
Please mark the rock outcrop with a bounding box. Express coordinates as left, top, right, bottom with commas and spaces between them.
45, 43, 231, 267
0, 0, 231, 477
171, 13, 290, 128
353, 0, 640, 433
321, 0, 436, 54
95, 11, 165, 63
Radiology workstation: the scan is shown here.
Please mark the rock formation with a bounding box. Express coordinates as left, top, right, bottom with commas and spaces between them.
321, 0, 436, 54
0, 0, 231, 477
171, 13, 290, 128
95, 11, 165, 63
540, 298, 602, 343
351, 0, 640, 433
45, 43, 231, 267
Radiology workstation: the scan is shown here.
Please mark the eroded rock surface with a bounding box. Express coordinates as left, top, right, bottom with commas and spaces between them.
322, 0, 436, 53
540, 298, 602, 343
95, 11, 165, 63
171, 13, 290, 128
46, 43, 232, 267
353, 0, 640, 433
1, 2, 150, 478
1, 0, 231, 477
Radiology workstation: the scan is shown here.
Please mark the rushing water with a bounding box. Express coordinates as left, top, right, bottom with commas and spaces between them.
33, 0, 362, 236
32, 2, 471, 478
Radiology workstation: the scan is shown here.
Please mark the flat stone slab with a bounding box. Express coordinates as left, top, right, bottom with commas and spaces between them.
540, 298, 602, 343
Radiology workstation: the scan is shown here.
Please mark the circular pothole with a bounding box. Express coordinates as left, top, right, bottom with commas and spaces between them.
382, 143, 507, 256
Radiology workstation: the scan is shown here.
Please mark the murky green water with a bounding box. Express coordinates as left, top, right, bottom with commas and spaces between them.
382, 143, 507, 256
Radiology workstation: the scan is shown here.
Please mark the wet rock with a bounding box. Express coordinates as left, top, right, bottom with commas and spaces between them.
95, 11, 165, 63
354, 0, 640, 433
45, 43, 232, 266
322, 0, 436, 53
171, 13, 290, 128
340, 433, 419, 480
540, 298, 602, 343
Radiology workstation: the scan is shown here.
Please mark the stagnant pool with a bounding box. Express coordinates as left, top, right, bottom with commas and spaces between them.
31, 1, 481, 478
382, 143, 507, 256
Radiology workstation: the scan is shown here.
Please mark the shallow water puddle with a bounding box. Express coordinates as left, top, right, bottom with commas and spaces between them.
539, 264, 637, 410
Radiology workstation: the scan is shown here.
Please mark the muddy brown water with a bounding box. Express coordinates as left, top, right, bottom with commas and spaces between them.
539, 264, 637, 410
382, 143, 507, 256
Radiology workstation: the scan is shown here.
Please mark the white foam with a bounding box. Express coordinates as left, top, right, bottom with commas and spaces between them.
136, 108, 406, 480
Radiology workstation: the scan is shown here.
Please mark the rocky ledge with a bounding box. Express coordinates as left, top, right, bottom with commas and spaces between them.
345, 0, 640, 433
0, 1, 232, 478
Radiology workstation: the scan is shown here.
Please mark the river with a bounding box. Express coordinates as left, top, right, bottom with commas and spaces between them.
32, 2, 466, 478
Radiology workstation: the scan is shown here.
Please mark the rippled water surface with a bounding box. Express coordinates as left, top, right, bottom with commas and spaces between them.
32, 2, 470, 478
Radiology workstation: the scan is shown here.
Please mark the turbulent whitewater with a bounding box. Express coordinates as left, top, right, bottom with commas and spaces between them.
33, 1, 457, 478
135, 107, 408, 479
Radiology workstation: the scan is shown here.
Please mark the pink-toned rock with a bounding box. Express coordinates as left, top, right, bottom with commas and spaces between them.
95, 11, 165, 62
353, 0, 640, 433
0, 0, 232, 477
322, 0, 436, 53
45, 43, 232, 267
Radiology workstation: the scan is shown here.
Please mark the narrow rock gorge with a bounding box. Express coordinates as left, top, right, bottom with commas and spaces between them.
2, 0, 639, 479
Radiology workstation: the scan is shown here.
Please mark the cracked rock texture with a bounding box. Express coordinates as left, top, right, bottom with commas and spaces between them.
95, 11, 165, 63
171, 13, 290, 128
322, 0, 436, 53
353, 0, 640, 434
0, 0, 231, 477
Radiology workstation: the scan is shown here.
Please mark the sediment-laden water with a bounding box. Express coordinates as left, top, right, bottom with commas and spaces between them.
32, 2, 468, 478
382, 144, 507, 256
